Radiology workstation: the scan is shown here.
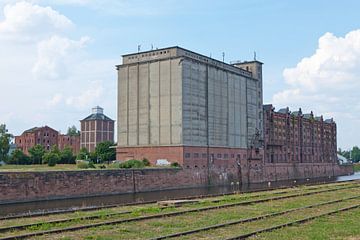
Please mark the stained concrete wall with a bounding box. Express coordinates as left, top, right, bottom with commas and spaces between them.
118, 57, 182, 147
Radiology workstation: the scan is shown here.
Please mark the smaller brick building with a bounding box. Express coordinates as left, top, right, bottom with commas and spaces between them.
80, 106, 115, 152
15, 126, 80, 155
263, 105, 337, 164
58, 134, 80, 154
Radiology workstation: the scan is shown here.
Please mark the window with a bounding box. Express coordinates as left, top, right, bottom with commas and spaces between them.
185, 153, 191, 158
224, 154, 229, 159
231, 154, 234, 158
217, 154, 222, 158
202, 153, 207, 158
194, 153, 199, 158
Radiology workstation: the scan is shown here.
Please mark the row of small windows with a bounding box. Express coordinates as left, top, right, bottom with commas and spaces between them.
128, 50, 169, 60
185, 153, 247, 159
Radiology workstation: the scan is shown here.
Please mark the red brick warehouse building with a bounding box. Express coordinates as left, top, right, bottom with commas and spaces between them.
263, 105, 337, 165
15, 126, 80, 155
80, 106, 115, 152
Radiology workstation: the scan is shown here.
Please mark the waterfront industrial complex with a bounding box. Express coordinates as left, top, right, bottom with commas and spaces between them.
116, 46, 352, 184
0, 46, 353, 204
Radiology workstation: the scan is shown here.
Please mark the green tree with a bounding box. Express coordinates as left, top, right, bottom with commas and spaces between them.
77, 147, 90, 160
8, 149, 30, 165
0, 124, 12, 163
95, 141, 116, 163
59, 146, 75, 164
67, 125, 80, 136
28, 144, 45, 164
351, 146, 360, 163
42, 152, 60, 166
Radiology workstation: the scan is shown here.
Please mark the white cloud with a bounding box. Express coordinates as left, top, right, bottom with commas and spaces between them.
32, 35, 90, 80
66, 81, 104, 108
0, 1, 115, 136
273, 29, 360, 148
0, 1, 73, 41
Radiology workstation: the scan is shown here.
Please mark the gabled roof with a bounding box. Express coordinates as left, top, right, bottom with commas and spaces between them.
325, 119, 334, 123
303, 113, 313, 119
22, 126, 57, 134
277, 107, 289, 114
23, 127, 39, 134
82, 113, 114, 121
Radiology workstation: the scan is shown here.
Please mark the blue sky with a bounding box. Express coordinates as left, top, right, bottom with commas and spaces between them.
0, 0, 360, 149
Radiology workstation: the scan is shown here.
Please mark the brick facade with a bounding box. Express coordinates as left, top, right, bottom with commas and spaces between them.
15, 126, 59, 154
263, 105, 337, 164
58, 134, 80, 155
15, 126, 80, 155
80, 106, 114, 152
0, 163, 353, 204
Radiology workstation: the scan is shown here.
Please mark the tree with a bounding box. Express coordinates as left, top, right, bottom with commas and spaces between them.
67, 126, 80, 136
0, 124, 12, 163
8, 149, 30, 165
28, 144, 45, 164
59, 146, 75, 164
42, 152, 60, 166
95, 141, 116, 163
77, 147, 90, 160
351, 146, 360, 163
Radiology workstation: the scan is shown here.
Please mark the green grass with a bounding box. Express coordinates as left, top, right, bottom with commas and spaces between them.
353, 163, 360, 172
252, 207, 360, 240
26, 183, 360, 239
0, 164, 80, 172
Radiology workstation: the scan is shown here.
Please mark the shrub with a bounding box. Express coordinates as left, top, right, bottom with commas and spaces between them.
76, 160, 96, 169
142, 158, 150, 166
42, 152, 60, 166
88, 161, 96, 169
47, 157, 57, 167
171, 162, 180, 167
76, 160, 89, 169
119, 159, 145, 169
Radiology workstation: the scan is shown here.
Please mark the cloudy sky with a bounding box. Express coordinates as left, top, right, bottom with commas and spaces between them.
0, 0, 360, 149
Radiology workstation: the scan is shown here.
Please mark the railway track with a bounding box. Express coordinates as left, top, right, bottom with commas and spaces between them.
0, 182, 357, 233
224, 204, 360, 240
0, 181, 359, 240
0, 179, 355, 221
151, 194, 360, 240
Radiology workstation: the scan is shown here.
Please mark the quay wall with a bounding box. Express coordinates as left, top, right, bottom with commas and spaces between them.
0, 163, 353, 204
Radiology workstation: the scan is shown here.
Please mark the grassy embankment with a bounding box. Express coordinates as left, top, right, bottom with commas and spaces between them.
5, 182, 356, 240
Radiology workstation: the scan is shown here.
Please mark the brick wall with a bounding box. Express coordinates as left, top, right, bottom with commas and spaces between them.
0, 162, 353, 204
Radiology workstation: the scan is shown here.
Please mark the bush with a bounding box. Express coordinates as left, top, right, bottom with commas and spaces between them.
142, 158, 150, 166
47, 157, 57, 167
88, 161, 96, 169
119, 159, 145, 169
42, 152, 60, 166
171, 162, 180, 167
76, 160, 96, 169
76, 161, 89, 169
8, 149, 30, 165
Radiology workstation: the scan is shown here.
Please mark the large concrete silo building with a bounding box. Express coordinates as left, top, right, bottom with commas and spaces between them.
116, 47, 263, 165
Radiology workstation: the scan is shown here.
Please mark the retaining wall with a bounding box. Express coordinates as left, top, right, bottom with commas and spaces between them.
0, 163, 354, 204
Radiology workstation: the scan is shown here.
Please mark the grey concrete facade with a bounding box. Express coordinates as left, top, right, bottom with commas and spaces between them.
117, 47, 263, 149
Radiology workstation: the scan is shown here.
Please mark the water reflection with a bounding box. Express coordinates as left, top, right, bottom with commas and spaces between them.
1, 173, 359, 217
